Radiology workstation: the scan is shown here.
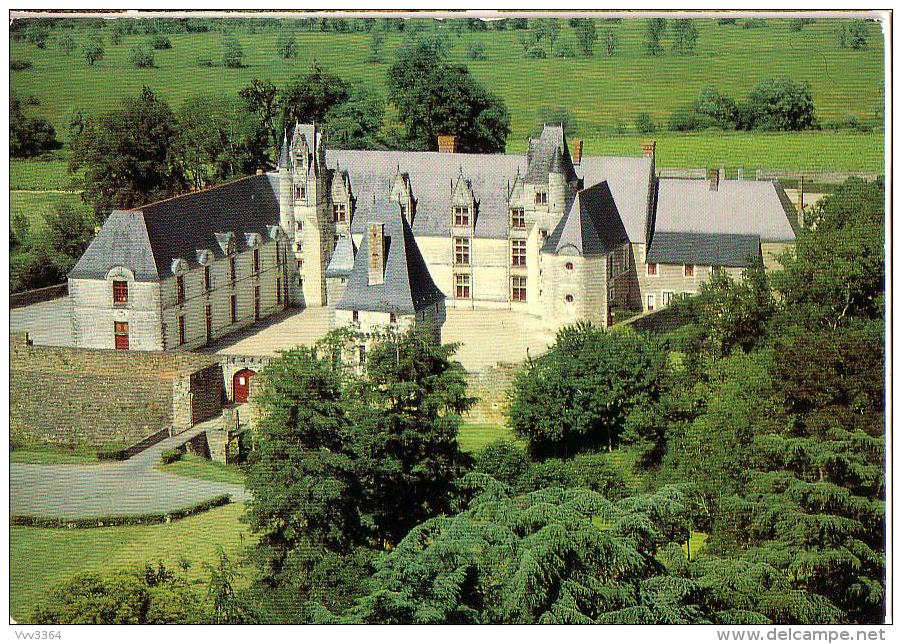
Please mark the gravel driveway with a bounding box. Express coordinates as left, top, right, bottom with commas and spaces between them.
10, 424, 250, 520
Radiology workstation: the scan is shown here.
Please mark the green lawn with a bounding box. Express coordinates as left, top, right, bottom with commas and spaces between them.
457, 422, 524, 452
158, 454, 246, 485
10, 158, 80, 191
9, 17, 885, 173
11, 448, 99, 465
10, 190, 93, 232
9, 503, 253, 621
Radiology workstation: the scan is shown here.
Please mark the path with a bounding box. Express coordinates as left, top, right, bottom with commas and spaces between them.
10, 418, 249, 520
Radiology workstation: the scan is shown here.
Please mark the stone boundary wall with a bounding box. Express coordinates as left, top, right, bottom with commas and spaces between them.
464, 362, 525, 426
9, 283, 68, 309
10, 333, 221, 448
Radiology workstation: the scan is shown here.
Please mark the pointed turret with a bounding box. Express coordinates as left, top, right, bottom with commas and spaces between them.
278, 132, 290, 169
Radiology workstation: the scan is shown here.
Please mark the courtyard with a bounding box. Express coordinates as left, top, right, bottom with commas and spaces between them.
207, 306, 555, 372
11, 297, 553, 372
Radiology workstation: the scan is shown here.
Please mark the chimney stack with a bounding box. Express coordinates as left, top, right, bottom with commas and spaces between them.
708, 168, 720, 191
642, 141, 656, 158
368, 222, 385, 286
438, 135, 458, 154
571, 139, 583, 165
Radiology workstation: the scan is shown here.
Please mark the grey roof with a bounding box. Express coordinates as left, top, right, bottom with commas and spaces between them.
69, 209, 160, 281
655, 179, 798, 242
70, 174, 280, 282
646, 231, 762, 267
325, 234, 356, 278
331, 149, 653, 242
525, 124, 578, 184
336, 201, 445, 314
543, 181, 628, 256
278, 133, 289, 168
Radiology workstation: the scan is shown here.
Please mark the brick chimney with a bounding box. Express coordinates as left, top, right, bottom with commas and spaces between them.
438, 135, 458, 153
368, 222, 385, 286
708, 168, 720, 191
642, 141, 656, 158
571, 139, 583, 165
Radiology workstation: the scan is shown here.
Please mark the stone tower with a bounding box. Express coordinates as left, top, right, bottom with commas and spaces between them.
281, 123, 335, 307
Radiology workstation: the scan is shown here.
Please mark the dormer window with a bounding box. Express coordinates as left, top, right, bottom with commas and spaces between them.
453, 206, 471, 226
204, 265, 212, 292
112, 280, 128, 306
176, 275, 185, 305
253, 249, 260, 274
400, 203, 408, 220
333, 203, 347, 223
294, 184, 305, 201
535, 191, 548, 206
510, 208, 525, 229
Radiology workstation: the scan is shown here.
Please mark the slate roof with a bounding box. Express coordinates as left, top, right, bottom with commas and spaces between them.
655, 179, 798, 242
69, 174, 280, 282
331, 149, 653, 242
525, 124, 578, 184
646, 231, 762, 267
325, 234, 356, 278
543, 181, 629, 256
336, 200, 445, 314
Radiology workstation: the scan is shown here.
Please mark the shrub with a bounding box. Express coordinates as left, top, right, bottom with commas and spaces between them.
57, 34, 77, 54
160, 448, 183, 465
536, 106, 578, 136
717, 18, 738, 25
97, 448, 129, 461
668, 106, 710, 132
84, 44, 104, 66
743, 19, 766, 29
740, 76, 818, 131
129, 46, 155, 68
838, 20, 869, 50
525, 44, 547, 59
555, 41, 575, 58
790, 18, 814, 32
473, 440, 531, 489
10, 59, 32, 71
222, 36, 243, 68
523, 454, 629, 499
151, 34, 172, 49
26, 24, 49, 49
276, 34, 298, 59
467, 40, 486, 60
196, 57, 214, 67
635, 112, 657, 134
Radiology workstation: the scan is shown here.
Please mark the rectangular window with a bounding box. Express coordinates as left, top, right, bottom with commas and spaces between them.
647, 262, 658, 277
204, 266, 211, 292
229, 256, 237, 283
684, 264, 695, 277
178, 315, 186, 345
607, 255, 614, 279
389, 312, 397, 324
205, 304, 213, 343
276, 278, 282, 305
511, 239, 527, 267
332, 203, 347, 222
112, 280, 128, 305
511, 276, 527, 302
253, 249, 260, 274
453, 206, 471, 226
510, 208, 525, 229
662, 291, 675, 307
400, 203, 408, 220
176, 275, 185, 304
114, 321, 129, 350
352, 310, 359, 323
230, 294, 237, 324
647, 293, 655, 311
535, 191, 548, 206
454, 237, 470, 266
254, 286, 260, 321
454, 273, 471, 299
294, 184, 305, 201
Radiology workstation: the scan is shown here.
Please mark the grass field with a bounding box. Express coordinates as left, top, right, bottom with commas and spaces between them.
9, 17, 885, 173
10, 190, 93, 232
458, 422, 523, 452
158, 454, 246, 485
10, 448, 99, 464
9, 503, 253, 621
10, 158, 81, 191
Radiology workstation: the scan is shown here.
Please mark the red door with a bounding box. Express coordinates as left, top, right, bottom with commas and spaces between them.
233, 369, 256, 403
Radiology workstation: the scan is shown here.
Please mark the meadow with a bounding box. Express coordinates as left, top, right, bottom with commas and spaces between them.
9, 503, 253, 621
9, 17, 885, 173
10, 190, 93, 232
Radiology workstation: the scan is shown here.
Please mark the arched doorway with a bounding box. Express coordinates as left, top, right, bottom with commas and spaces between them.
233, 368, 256, 404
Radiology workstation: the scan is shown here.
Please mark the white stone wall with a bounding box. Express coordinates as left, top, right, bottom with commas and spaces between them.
540, 253, 608, 331
160, 240, 286, 350
70, 271, 163, 351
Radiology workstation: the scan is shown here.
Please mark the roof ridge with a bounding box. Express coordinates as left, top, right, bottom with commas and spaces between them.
125, 174, 264, 213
